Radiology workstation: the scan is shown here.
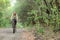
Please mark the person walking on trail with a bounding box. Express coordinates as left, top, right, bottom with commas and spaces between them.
11, 12, 18, 33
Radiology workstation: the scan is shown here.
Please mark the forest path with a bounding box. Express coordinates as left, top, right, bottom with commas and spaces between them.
0, 28, 34, 40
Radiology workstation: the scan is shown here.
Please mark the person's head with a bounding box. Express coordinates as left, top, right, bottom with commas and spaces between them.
13, 12, 16, 16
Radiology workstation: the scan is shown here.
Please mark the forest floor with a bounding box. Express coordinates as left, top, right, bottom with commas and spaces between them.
0, 28, 35, 40
0, 28, 60, 40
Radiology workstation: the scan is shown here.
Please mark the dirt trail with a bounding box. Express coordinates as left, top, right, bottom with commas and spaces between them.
0, 28, 34, 40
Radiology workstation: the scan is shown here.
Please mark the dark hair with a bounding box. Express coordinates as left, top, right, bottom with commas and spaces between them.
13, 12, 16, 16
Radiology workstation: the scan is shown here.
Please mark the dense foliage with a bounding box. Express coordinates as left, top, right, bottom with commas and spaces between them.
0, 0, 11, 27
16, 0, 60, 32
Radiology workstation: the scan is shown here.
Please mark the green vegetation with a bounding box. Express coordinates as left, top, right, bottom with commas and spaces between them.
0, 0, 60, 33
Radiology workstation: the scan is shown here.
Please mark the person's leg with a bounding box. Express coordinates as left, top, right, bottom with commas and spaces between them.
12, 21, 15, 33
13, 21, 17, 33
13, 25, 16, 33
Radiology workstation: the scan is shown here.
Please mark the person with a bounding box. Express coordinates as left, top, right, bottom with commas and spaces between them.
11, 12, 18, 33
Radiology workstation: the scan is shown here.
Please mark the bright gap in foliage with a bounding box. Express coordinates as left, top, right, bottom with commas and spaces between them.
10, 0, 16, 7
